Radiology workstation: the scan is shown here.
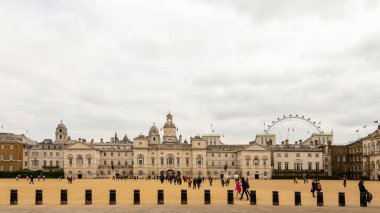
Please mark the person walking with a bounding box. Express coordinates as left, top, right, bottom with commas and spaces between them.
29, 175, 34, 184
187, 178, 192, 188
311, 179, 317, 197
358, 180, 372, 203
240, 177, 250, 200
343, 178, 347, 188
235, 181, 242, 199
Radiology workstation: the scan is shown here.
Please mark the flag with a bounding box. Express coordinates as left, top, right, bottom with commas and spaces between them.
26, 130, 29, 133
363, 125, 367, 128
375, 120, 379, 123
355, 129, 359, 132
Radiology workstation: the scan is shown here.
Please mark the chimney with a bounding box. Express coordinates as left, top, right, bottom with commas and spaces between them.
295, 141, 298, 145
281, 141, 284, 145
285, 139, 289, 145
100, 138, 104, 143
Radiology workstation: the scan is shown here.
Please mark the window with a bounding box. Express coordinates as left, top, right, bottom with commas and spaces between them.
161, 158, 164, 165
212, 153, 214, 157
32, 159, 39, 166
69, 159, 73, 166
277, 153, 281, 157
118, 152, 120, 156
325, 165, 328, 170
253, 157, 259, 167
104, 153, 106, 156
232, 161, 235, 166
0, 165, 3, 171
277, 162, 281, 170
263, 159, 267, 167
176, 158, 180, 165
103, 160, 106, 165
76, 156, 83, 165
10, 145, 13, 149
25, 152, 28, 156
285, 162, 289, 171
196, 155, 203, 166
152, 158, 155, 165
0, 145, 4, 149
296, 153, 300, 157
308, 162, 312, 171
316, 162, 320, 171
186, 158, 189, 166
50, 152, 53, 157
325, 157, 328, 162
125, 160, 128, 165
88, 158, 91, 165
111, 152, 114, 156
118, 160, 121, 166
315, 153, 319, 157
167, 156, 173, 165
56, 160, 59, 166
9, 166, 13, 171
138, 155, 144, 166
212, 161, 214, 166
285, 153, 288, 157
218, 153, 221, 157
50, 161, 53, 166
43, 160, 46, 166
308, 153, 311, 157
24, 161, 28, 166
44, 152, 47, 157
56, 152, 59, 156
0, 154, 4, 160
225, 153, 228, 157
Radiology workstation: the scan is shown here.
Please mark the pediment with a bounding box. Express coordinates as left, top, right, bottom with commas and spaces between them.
243, 143, 268, 151
67, 142, 94, 150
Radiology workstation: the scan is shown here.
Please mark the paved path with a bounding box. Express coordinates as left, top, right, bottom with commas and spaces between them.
0, 205, 379, 213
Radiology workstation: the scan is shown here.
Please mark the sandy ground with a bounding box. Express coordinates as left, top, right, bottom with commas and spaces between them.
0, 178, 379, 207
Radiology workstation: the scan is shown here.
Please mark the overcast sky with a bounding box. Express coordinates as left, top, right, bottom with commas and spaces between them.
0, 0, 379, 145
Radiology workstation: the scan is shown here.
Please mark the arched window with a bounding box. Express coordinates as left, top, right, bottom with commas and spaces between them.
262, 157, 268, 167
138, 155, 144, 166
76, 155, 83, 165
138, 170, 143, 176
196, 155, 203, 166
245, 156, 251, 166
86, 154, 92, 165
253, 157, 259, 167
185, 157, 190, 166
167, 155, 174, 166
176, 157, 180, 166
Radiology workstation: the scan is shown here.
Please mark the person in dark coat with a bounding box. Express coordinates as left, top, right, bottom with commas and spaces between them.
311, 179, 317, 197
240, 177, 250, 200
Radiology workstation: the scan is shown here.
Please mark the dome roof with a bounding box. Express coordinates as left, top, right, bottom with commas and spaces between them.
166, 112, 173, 119
149, 123, 159, 133
57, 120, 67, 129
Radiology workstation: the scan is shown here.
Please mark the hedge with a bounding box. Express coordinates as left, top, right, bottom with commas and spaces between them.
271, 175, 340, 180
0, 169, 64, 178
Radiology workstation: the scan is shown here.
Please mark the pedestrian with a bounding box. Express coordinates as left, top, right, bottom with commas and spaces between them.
221, 178, 225, 187
311, 179, 317, 197
316, 179, 322, 192
358, 180, 372, 203
188, 177, 192, 188
343, 178, 346, 188
209, 177, 213, 186
235, 181, 242, 199
43, 175, 45, 181
193, 177, 197, 189
29, 175, 34, 184
240, 177, 250, 200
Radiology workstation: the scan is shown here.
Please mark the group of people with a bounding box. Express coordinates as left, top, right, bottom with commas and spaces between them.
234, 177, 251, 200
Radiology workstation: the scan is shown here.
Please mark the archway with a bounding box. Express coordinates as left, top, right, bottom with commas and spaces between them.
166, 169, 175, 177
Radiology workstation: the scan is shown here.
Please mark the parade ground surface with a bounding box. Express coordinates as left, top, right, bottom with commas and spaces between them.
0, 179, 379, 212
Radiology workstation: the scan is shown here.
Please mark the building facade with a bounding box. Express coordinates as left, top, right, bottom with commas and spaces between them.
5, 113, 348, 179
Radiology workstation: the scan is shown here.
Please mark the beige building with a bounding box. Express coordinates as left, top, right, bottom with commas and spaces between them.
19, 113, 336, 179
363, 125, 380, 180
